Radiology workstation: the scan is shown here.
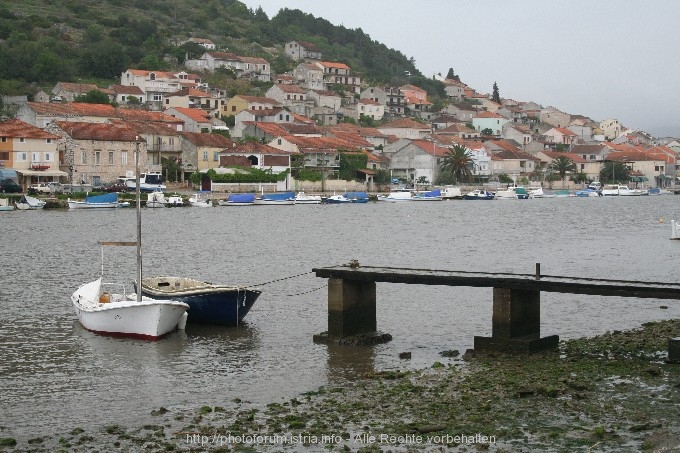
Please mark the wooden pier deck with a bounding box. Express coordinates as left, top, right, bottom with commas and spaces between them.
312, 263, 680, 353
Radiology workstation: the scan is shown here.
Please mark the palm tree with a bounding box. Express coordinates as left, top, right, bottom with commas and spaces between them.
548, 156, 577, 188
439, 145, 474, 183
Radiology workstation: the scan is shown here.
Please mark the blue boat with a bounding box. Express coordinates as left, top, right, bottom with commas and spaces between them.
218, 193, 255, 206
139, 277, 261, 326
463, 189, 495, 200
413, 189, 442, 201
343, 191, 369, 203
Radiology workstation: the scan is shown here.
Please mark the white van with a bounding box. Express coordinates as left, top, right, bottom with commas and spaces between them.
588, 181, 601, 190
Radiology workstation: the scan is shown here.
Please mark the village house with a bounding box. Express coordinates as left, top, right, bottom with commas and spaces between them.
51, 82, 113, 102
165, 107, 214, 133
324, 124, 389, 150
180, 131, 234, 174
378, 118, 430, 140
485, 140, 539, 181
293, 63, 325, 91
17, 102, 118, 128
317, 61, 362, 94
442, 103, 477, 123
442, 78, 467, 101
539, 106, 571, 128
285, 40, 323, 61
599, 118, 623, 141
472, 111, 510, 136
181, 37, 216, 50
0, 118, 65, 189
239, 122, 322, 143
543, 127, 578, 146
114, 120, 183, 168
120, 69, 202, 111
265, 84, 311, 115
435, 123, 480, 139
49, 121, 147, 186
110, 85, 145, 105
502, 124, 534, 146
571, 144, 610, 163
231, 108, 295, 138
361, 86, 405, 116
184, 52, 271, 81
306, 89, 342, 111
223, 95, 281, 117
381, 139, 448, 184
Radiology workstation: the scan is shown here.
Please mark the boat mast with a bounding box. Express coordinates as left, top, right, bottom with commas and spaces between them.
135, 138, 142, 302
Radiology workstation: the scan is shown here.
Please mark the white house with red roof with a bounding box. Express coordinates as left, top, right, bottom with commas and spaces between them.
285, 41, 323, 61
165, 107, 214, 133
543, 127, 577, 146
378, 118, 431, 139
472, 111, 510, 136
185, 52, 271, 81
120, 69, 202, 110
316, 61, 362, 94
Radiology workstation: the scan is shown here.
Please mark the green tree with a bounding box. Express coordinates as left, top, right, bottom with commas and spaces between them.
439, 144, 474, 183
481, 128, 493, 136
74, 90, 111, 104
492, 82, 500, 104
548, 156, 577, 188
600, 161, 630, 184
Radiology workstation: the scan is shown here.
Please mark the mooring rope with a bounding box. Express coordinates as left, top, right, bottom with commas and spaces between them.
245, 270, 315, 288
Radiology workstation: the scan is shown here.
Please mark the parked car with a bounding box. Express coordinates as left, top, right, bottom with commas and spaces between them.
102, 182, 128, 193
47, 182, 64, 194
0, 179, 22, 193
29, 183, 53, 194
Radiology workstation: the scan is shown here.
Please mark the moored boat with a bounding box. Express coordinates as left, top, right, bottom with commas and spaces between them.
218, 193, 255, 206
146, 190, 167, 208
188, 191, 213, 207
441, 186, 463, 200
378, 191, 413, 202
15, 194, 46, 210
139, 276, 262, 326
254, 191, 295, 205
0, 198, 15, 211
463, 189, 495, 200
413, 189, 443, 201
68, 192, 123, 209
124, 171, 166, 193
294, 191, 322, 204
342, 191, 369, 203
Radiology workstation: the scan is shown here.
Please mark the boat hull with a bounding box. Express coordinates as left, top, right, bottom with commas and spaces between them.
140, 277, 261, 326
72, 278, 189, 340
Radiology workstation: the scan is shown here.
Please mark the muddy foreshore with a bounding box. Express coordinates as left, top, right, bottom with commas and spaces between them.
3, 320, 680, 452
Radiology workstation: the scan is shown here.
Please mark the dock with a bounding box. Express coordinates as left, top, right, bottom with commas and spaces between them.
312, 263, 680, 353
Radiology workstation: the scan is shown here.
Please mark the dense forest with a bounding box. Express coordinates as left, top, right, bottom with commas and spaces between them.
0, 0, 446, 100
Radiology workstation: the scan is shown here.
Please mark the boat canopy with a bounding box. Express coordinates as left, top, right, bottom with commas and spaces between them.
86, 193, 118, 203
420, 189, 441, 197
343, 191, 368, 200
229, 193, 255, 203
261, 191, 295, 200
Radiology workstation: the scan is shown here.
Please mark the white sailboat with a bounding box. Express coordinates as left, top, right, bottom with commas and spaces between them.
71, 139, 189, 340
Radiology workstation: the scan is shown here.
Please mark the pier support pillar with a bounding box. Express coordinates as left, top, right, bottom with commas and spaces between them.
474, 288, 558, 353
313, 277, 391, 345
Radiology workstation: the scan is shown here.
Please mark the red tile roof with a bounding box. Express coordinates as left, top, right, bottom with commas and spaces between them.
0, 118, 61, 139
54, 121, 142, 142
180, 131, 234, 147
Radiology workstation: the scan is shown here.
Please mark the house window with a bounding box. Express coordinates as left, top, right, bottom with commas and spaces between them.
121, 152, 128, 166
20, 138, 25, 143
108, 152, 114, 165
153, 93, 162, 102
202, 151, 208, 161
95, 151, 101, 165
44, 153, 52, 162
231, 106, 236, 112
1, 137, 5, 143
46, 138, 52, 144
213, 151, 218, 161
81, 150, 87, 165
17, 152, 27, 161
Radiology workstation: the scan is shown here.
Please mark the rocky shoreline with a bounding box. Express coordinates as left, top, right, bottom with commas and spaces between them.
3, 320, 680, 452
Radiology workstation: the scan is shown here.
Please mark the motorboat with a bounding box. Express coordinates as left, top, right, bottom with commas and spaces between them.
294, 192, 322, 204
218, 193, 255, 206
188, 191, 213, 207
71, 142, 189, 340
146, 190, 167, 208
0, 198, 15, 211
441, 186, 463, 200
68, 193, 124, 209
139, 276, 261, 326
574, 188, 601, 197
253, 191, 295, 205
463, 189, 495, 200
618, 186, 644, 196
377, 191, 413, 202
342, 191, 369, 203
166, 194, 184, 207
413, 189, 442, 201
601, 184, 641, 196
124, 171, 166, 193
323, 194, 352, 204
527, 185, 545, 198
495, 185, 530, 200
15, 194, 46, 210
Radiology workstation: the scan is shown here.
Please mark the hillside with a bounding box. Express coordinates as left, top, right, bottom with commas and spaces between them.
0, 0, 427, 97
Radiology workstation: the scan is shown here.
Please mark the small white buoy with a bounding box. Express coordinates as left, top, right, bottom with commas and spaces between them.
177, 312, 188, 330
659, 217, 665, 224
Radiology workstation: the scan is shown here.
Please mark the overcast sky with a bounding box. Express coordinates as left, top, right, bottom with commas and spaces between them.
240, 0, 679, 138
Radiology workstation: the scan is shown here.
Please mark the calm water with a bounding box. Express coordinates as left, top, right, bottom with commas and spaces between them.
1, 195, 679, 438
